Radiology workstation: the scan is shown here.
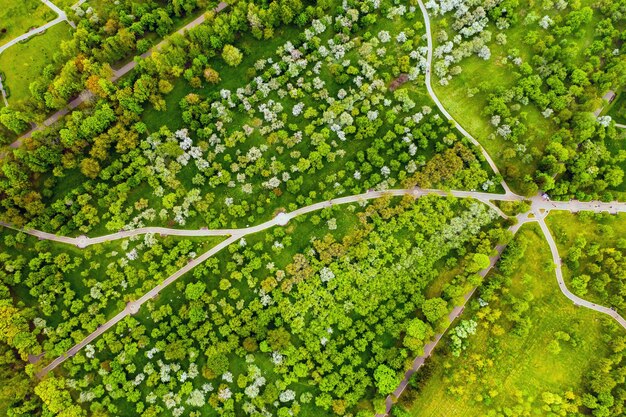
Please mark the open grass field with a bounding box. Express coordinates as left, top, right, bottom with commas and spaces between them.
0, 22, 73, 104
546, 210, 626, 314
55, 0, 77, 8
406, 223, 612, 416
0, 0, 56, 47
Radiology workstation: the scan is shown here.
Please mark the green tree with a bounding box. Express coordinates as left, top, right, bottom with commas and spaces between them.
222, 44, 243, 67
468, 253, 491, 273
80, 158, 101, 179
421, 298, 448, 324
373, 364, 399, 395
185, 281, 206, 300
0, 107, 30, 134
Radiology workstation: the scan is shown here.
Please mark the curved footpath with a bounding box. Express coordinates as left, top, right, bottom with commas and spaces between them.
376, 207, 626, 416
416, 0, 510, 195
537, 216, 626, 327
373, 2, 626, 414
1, 187, 512, 247
0, 0, 71, 57
37, 235, 239, 376
3, 187, 626, 247
375, 239, 510, 417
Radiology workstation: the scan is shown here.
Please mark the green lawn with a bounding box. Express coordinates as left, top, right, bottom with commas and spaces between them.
0, 0, 56, 47
56, 0, 79, 9
606, 91, 626, 125
0, 22, 73, 104
546, 210, 626, 314
429, 0, 603, 194
406, 223, 612, 416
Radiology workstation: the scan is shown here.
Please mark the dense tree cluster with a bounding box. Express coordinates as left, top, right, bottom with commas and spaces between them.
38, 195, 506, 417
0, 227, 209, 370
1, 0, 622, 416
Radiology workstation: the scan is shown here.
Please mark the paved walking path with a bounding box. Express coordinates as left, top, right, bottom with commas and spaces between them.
616, 123, 626, 129
22, 188, 505, 376
0, 0, 73, 111
376, 203, 626, 415
36, 234, 238, 377
41, 0, 75, 29
376, 240, 510, 416
12, 2, 228, 142
0, 76, 8, 107
371, 3, 626, 415
0, 187, 511, 246
417, 0, 510, 195
0, 0, 72, 57
70, 0, 87, 11
537, 216, 626, 327
5, 187, 626, 247
0, 18, 64, 57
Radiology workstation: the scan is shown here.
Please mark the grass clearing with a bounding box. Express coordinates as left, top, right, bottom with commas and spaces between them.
0, 0, 56, 47
0, 22, 73, 104
606, 92, 626, 125
406, 223, 611, 416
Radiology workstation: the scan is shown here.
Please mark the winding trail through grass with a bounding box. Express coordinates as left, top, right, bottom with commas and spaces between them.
416, 0, 510, 194
0, 0, 71, 57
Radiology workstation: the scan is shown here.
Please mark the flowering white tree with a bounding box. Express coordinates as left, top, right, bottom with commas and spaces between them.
186, 390, 206, 407
477, 45, 491, 60
279, 389, 296, 402
218, 387, 232, 400
320, 267, 335, 282
378, 30, 391, 43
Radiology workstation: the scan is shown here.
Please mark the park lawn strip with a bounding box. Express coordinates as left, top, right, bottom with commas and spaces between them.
605, 91, 626, 125
55, 0, 79, 9
0, 22, 73, 105
0, 0, 56, 47
546, 210, 626, 315
406, 223, 611, 417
